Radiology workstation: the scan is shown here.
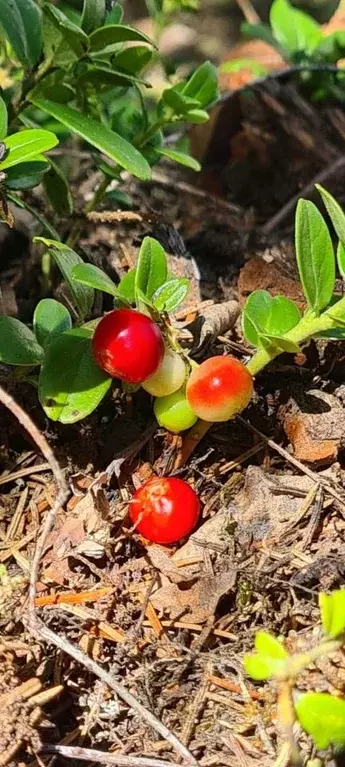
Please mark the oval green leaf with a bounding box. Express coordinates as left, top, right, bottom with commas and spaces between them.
112, 45, 153, 74
34, 237, 94, 320
255, 631, 288, 659
30, 98, 151, 181
117, 268, 136, 303
89, 23, 154, 51
319, 589, 345, 638
39, 326, 111, 423
43, 158, 73, 216
44, 4, 89, 57
72, 263, 125, 300
156, 147, 201, 171
182, 61, 219, 108
135, 237, 167, 300
0, 130, 58, 170
5, 159, 49, 190
295, 692, 345, 750
81, 0, 106, 33
0, 0, 42, 67
269, 0, 322, 54
295, 199, 335, 313
153, 278, 189, 313
0, 316, 44, 366
33, 299, 72, 349
316, 184, 345, 249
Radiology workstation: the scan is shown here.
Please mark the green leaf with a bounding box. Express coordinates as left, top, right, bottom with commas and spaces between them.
72, 263, 126, 301
255, 631, 288, 659
135, 237, 167, 300
34, 237, 94, 320
81, 0, 106, 33
89, 24, 155, 52
0, 0, 42, 67
337, 241, 345, 280
76, 64, 147, 89
182, 61, 219, 108
184, 108, 209, 124
5, 159, 48, 190
295, 199, 335, 313
156, 147, 201, 171
219, 57, 268, 77
112, 45, 153, 74
152, 278, 189, 312
0, 316, 43, 366
43, 158, 73, 216
295, 692, 345, 749
117, 268, 136, 303
241, 21, 286, 57
261, 334, 301, 353
44, 4, 89, 57
315, 30, 345, 63
0, 130, 58, 171
269, 0, 322, 55
244, 631, 288, 681
30, 98, 151, 182
8, 192, 60, 240
0, 96, 8, 141
242, 290, 301, 348
162, 86, 199, 115
39, 326, 111, 423
316, 184, 345, 248
105, 3, 123, 24
33, 299, 72, 349
319, 590, 345, 637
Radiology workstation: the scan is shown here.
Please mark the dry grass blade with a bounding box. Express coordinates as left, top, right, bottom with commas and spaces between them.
43, 744, 190, 766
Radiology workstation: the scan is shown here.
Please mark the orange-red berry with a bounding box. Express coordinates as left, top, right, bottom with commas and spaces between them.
186, 355, 253, 422
129, 476, 200, 544
92, 308, 164, 383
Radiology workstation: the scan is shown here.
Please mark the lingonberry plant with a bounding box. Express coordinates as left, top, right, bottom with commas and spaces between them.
244, 589, 345, 756
2, 184, 345, 430
221, 0, 345, 100
0, 0, 218, 230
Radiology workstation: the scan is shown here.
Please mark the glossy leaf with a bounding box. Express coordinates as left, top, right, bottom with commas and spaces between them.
184, 108, 209, 124
242, 290, 300, 348
34, 237, 94, 320
117, 268, 136, 303
153, 278, 189, 312
72, 263, 125, 300
135, 237, 167, 300
81, 0, 106, 33
43, 158, 73, 216
162, 87, 199, 114
44, 4, 89, 57
337, 241, 345, 280
33, 298, 72, 349
182, 61, 218, 108
112, 45, 153, 74
319, 590, 345, 638
0, 130, 58, 170
39, 326, 111, 423
89, 24, 154, 51
0, 96, 7, 141
316, 184, 345, 248
269, 0, 322, 55
105, 3, 123, 24
295, 693, 345, 749
5, 159, 48, 190
244, 631, 288, 681
76, 64, 146, 88
156, 147, 201, 171
295, 199, 335, 313
31, 98, 151, 181
0, 316, 43, 366
0, 0, 42, 67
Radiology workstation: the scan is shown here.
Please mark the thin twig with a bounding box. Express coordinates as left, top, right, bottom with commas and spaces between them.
234, 0, 260, 23
262, 156, 345, 234
43, 744, 185, 767
34, 621, 199, 766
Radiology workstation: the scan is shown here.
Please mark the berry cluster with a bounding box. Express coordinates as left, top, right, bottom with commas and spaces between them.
92, 307, 253, 545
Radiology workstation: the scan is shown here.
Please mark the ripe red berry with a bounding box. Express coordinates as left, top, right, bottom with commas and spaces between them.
129, 476, 200, 544
92, 308, 164, 383
186, 355, 253, 422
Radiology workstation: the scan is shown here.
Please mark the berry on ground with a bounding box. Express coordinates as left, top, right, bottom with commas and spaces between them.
129, 476, 200, 544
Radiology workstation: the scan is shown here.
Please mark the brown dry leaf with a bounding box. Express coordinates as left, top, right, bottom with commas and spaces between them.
150, 569, 236, 623
280, 389, 345, 465
173, 508, 233, 565
238, 255, 305, 309
146, 545, 198, 583
185, 300, 240, 355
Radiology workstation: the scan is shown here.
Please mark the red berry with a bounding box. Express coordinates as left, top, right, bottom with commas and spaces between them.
92, 308, 164, 383
129, 476, 200, 544
186, 355, 253, 422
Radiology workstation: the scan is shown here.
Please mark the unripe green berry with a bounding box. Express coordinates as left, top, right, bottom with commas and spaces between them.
142, 348, 186, 397
154, 387, 198, 433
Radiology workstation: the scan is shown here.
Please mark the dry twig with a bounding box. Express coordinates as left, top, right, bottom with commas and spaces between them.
43, 744, 189, 767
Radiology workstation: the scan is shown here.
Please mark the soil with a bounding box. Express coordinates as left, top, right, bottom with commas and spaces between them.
2, 3, 345, 767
